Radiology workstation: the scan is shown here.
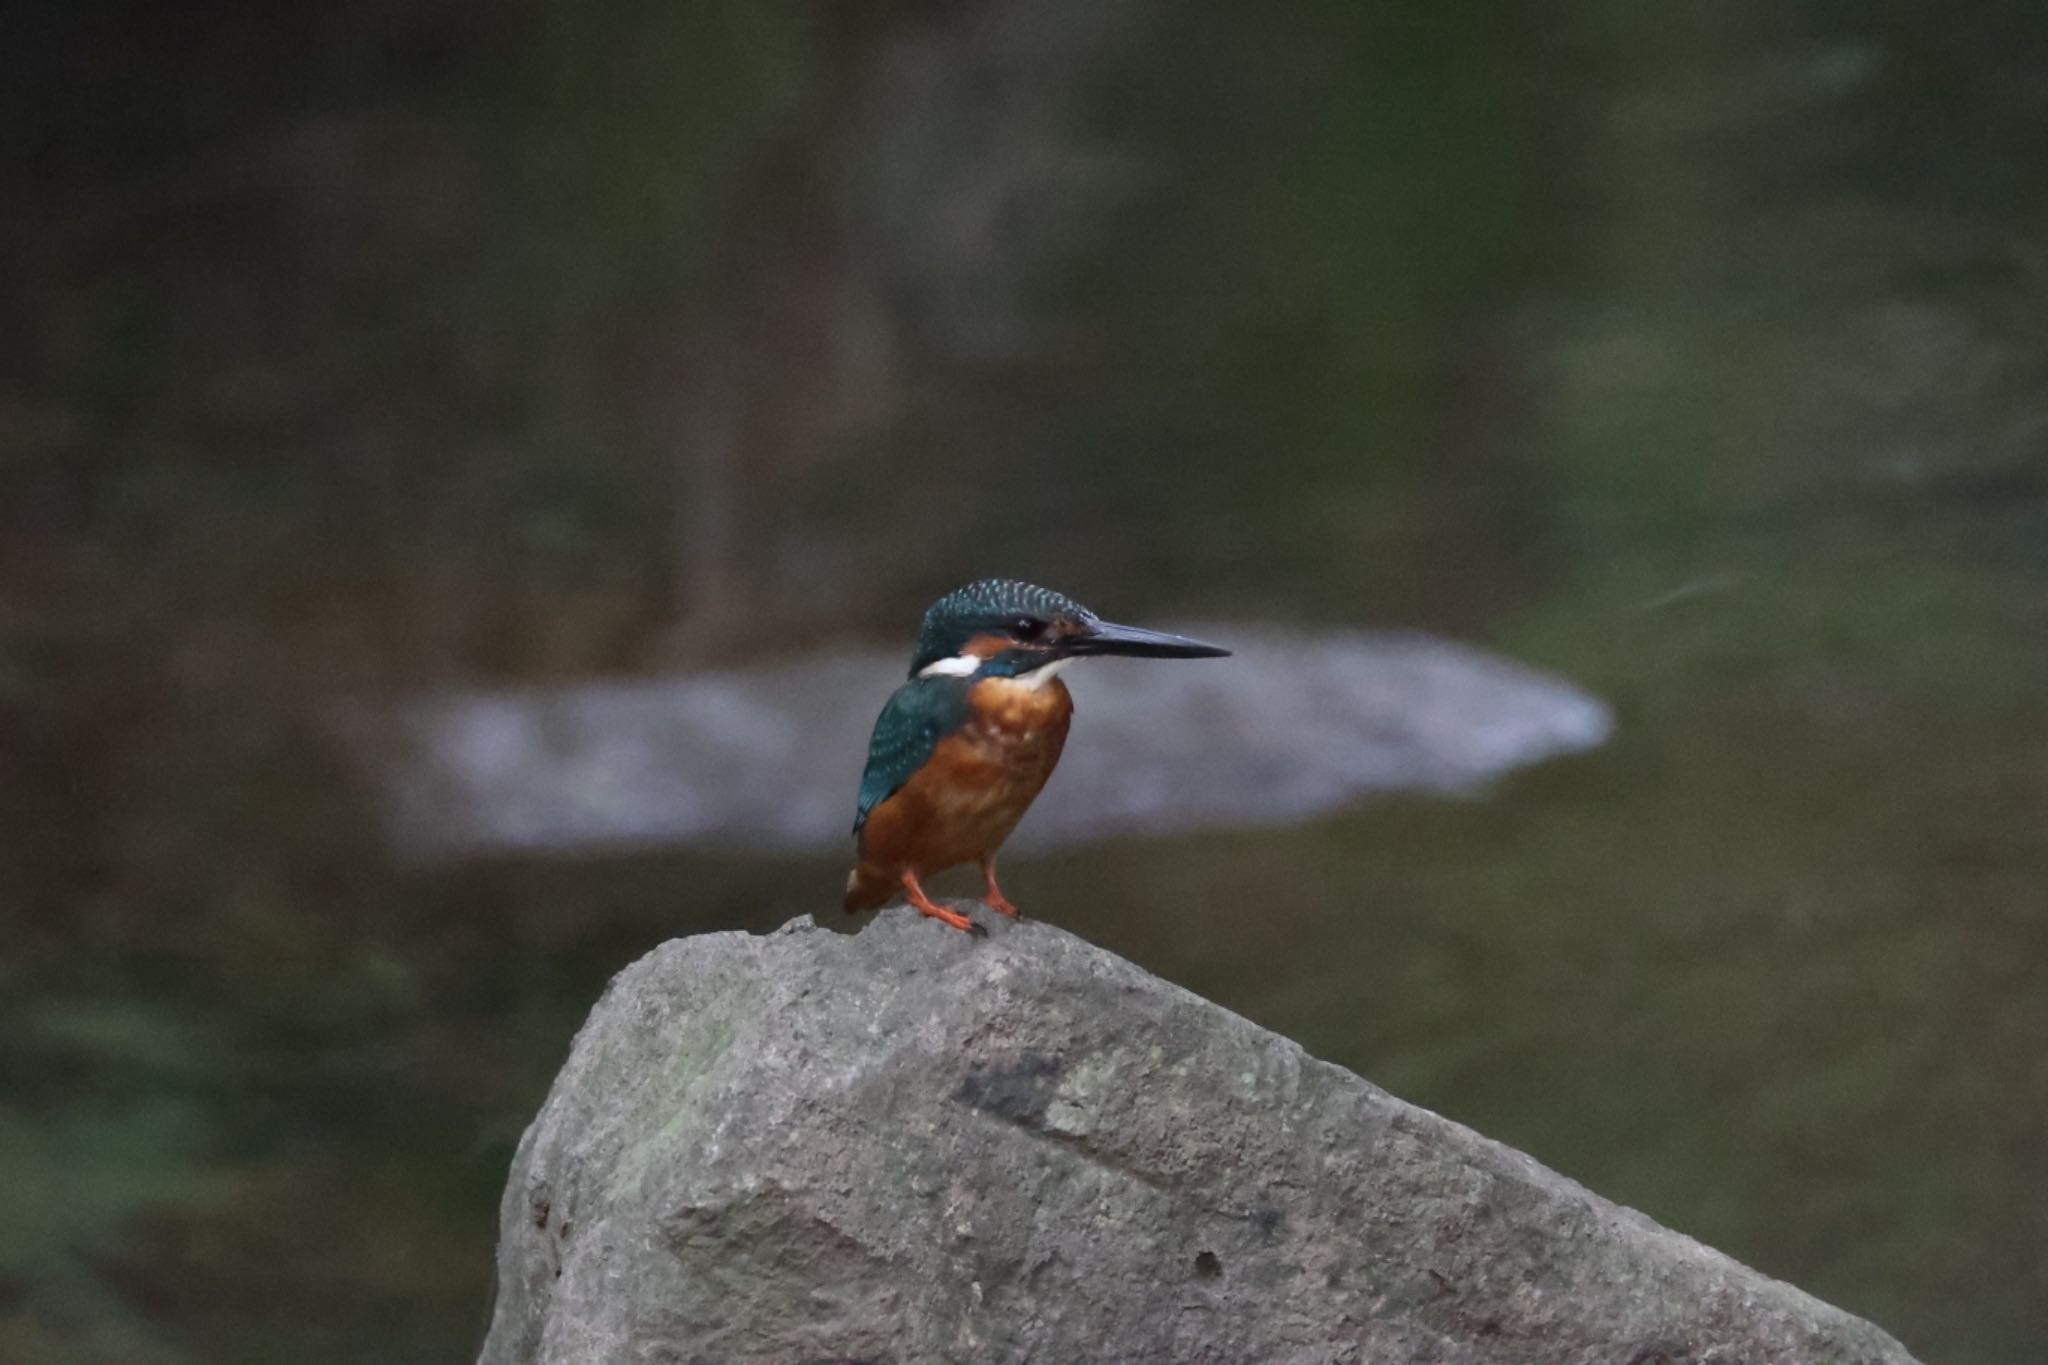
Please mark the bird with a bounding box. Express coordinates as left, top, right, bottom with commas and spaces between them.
845, 578, 1230, 932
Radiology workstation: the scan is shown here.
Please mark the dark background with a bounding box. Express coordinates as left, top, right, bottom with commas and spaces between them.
6, 1, 2048, 1361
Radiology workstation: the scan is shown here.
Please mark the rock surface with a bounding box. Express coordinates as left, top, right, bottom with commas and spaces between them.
479, 908, 1919, 1365
341, 626, 1613, 863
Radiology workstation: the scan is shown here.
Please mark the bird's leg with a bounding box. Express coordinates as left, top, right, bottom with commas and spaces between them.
900, 870, 982, 936
979, 858, 1021, 919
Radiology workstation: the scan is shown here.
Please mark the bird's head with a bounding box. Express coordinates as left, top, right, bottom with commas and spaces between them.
907, 579, 1230, 683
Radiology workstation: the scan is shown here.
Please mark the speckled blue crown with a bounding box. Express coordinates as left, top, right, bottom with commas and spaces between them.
910, 579, 1091, 674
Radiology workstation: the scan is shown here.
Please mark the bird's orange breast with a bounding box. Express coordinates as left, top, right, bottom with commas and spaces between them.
856, 675, 1073, 876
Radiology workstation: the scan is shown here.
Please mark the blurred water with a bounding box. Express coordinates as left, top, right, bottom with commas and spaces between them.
344, 627, 1610, 861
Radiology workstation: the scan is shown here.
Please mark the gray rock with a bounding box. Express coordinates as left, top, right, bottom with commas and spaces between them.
339, 626, 1613, 864
480, 908, 1917, 1365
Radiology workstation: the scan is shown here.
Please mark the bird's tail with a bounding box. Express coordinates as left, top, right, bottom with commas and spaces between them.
843, 864, 895, 913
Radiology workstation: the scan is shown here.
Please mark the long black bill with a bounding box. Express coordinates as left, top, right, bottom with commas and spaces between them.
1065, 619, 1231, 660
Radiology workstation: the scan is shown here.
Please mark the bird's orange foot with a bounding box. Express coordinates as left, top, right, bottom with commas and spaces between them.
900, 872, 986, 936
913, 900, 984, 936
978, 860, 1022, 919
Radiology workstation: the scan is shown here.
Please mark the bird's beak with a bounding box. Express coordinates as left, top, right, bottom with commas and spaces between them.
1063, 619, 1231, 660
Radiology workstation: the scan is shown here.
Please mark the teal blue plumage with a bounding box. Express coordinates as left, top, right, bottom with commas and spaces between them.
851, 676, 973, 836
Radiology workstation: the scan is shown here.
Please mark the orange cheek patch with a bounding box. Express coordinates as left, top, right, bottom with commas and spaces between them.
963, 634, 1010, 660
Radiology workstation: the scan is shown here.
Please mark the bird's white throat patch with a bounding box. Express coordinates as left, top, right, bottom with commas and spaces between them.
1010, 658, 1071, 689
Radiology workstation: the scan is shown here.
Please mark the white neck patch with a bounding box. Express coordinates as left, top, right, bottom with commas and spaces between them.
917, 652, 982, 678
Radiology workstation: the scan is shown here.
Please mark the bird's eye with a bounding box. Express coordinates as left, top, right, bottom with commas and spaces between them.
1012, 616, 1048, 642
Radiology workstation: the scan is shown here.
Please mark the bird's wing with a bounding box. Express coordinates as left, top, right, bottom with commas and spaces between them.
852, 677, 973, 838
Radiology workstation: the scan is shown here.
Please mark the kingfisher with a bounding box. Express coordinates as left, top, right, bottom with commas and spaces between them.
845, 579, 1230, 933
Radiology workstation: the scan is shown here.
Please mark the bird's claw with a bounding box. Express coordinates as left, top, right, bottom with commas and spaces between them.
911, 901, 981, 935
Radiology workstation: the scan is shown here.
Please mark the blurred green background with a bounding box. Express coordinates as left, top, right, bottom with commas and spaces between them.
6, 1, 2047, 1360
